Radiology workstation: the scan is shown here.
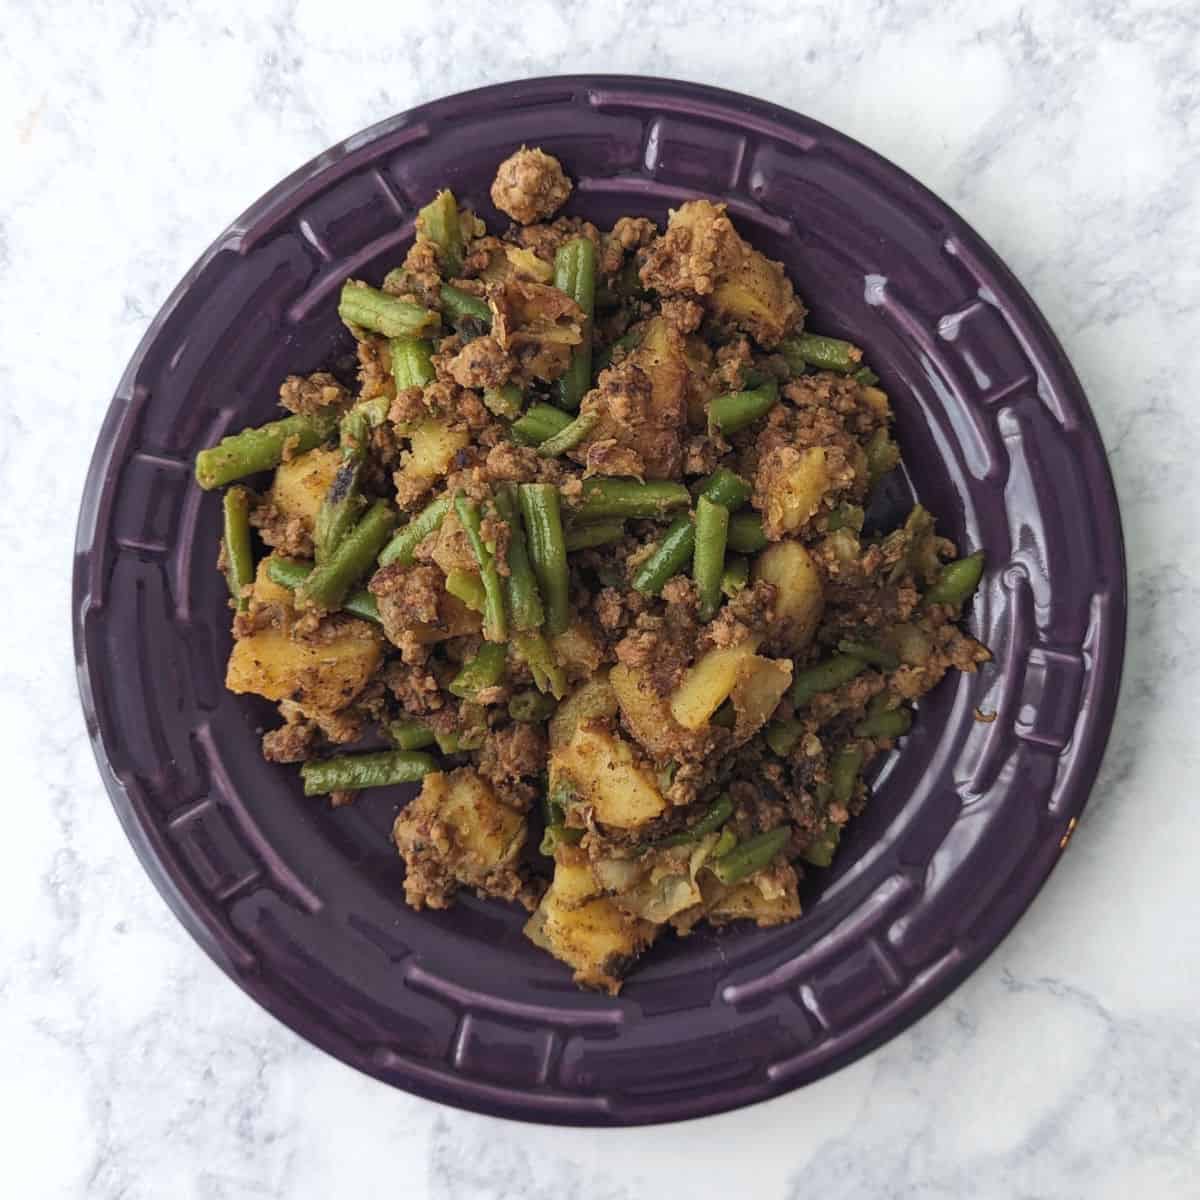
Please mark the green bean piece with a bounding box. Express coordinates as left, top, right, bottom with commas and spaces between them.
693, 496, 730, 621
353, 394, 392, 428
416, 189, 465, 277
655, 795, 734, 849
721, 554, 750, 598
377, 496, 451, 567
512, 631, 567, 699
517, 484, 570, 636
510, 403, 572, 447
854, 706, 913, 739
726, 511, 769, 554
656, 761, 678, 792
314, 409, 369, 564
338, 282, 439, 339
693, 467, 754, 510
508, 689, 557, 723
221, 486, 255, 611
709, 379, 779, 435
453, 494, 508, 642
632, 467, 748, 595
390, 336, 435, 391
195, 410, 338, 490
494, 486, 545, 632
387, 720, 437, 751
853, 366, 880, 387
537, 409, 600, 457
483, 383, 525, 420
264, 556, 380, 624
838, 639, 900, 670
710, 827, 790, 885
554, 236, 597, 411
544, 780, 574, 826
779, 332, 862, 375
865, 427, 901, 487
830, 747, 864, 805
301, 750, 437, 796
440, 283, 492, 328
801, 821, 841, 868
593, 327, 643, 375
445, 568, 487, 613
790, 653, 868, 708
572, 478, 691, 522
711, 828, 738, 859
826, 503, 865, 533
764, 718, 804, 757
435, 702, 488, 754
540, 823, 584, 857
297, 499, 396, 612
925, 550, 985, 608
563, 520, 625, 552
449, 641, 508, 700
631, 515, 694, 596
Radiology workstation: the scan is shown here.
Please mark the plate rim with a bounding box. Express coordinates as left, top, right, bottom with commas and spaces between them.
72, 73, 1128, 1125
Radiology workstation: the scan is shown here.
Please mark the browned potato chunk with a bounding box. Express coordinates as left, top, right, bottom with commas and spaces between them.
551, 724, 667, 829
226, 617, 384, 712
753, 541, 824, 652
268, 447, 341, 532
610, 663, 705, 763
639, 200, 802, 347
754, 445, 833, 538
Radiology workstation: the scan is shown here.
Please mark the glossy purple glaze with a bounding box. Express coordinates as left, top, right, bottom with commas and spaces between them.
72, 77, 1125, 1125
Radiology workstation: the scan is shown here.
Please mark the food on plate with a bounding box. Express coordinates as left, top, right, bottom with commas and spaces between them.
195, 148, 989, 993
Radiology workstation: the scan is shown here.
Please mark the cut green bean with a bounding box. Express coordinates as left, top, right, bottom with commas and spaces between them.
790, 653, 868, 708
390, 337, 435, 391
554, 236, 597, 411
779, 332, 862, 375
416, 189, 465, 278
510, 403, 572, 447
830, 747, 864, 805
710, 827, 790, 885
632, 516, 694, 595
494, 486, 545, 632
435, 702, 487, 754
655, 795, 734, 849
440, 283, 491, 328
726, 511, 769, 554
826, 503, 865, 533
195, 410, 338, 490
801, 821, 841, 868
377, 496, 451, 567
449, 641, 508, 700
508, 689, 557, 723
297, 499, 396, 612
314, 409, 369, 563
854, 706, 913, 739
838, 639, 900, 670
512, 631, 567, 699
925, 551, 985, 608
721, 554, 750, 598
692, 467, 753, 511
853, 366, 880, 387
338, 282, 439, 338
483, 383, 525, 420
709, 379, 779, 435
572, 478, 690, 522
454, 494, 507, 642
865, 427, 901, 487
564, 520, 625, 552
537, 408, 600, 457
353, 394, 392, 428
301, 750, 437, 796
693, 496, 729, 621
264, 556, 380, 624
221, 486, 254, 611
445, 568, 487, 613
387, 720, 437, 751
540, 823, 584, 857
517, 484, 570, 637
764, 718, 804, 757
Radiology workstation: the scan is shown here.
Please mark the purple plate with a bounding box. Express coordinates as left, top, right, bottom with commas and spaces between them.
73, 76, 1125, 1125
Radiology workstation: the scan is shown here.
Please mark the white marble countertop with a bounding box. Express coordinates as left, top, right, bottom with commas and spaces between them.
4, 1, 1198, 1195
